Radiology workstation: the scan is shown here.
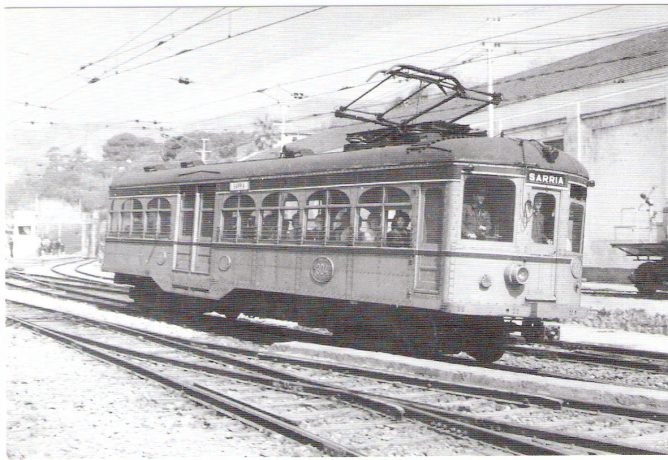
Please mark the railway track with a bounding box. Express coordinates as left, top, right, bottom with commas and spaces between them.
49, 258, 115, 283
7, 267, 667, 390
8, 299, 668, 455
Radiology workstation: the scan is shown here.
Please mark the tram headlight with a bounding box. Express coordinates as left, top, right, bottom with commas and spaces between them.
505, 264, 529, 286
479, 274, 492, 289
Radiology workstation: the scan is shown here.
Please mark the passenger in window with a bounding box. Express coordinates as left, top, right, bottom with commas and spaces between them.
285, 216, 301, 241
462, 189, 492, 240
241, 213, 256, 240
332, 210, 353, 245
305, 213, 325, 241
360, 211, 382, 243
387, 210, 412, 247
331, 209, 346, 234
262, 211, 278, 240
532, 196, 553, 244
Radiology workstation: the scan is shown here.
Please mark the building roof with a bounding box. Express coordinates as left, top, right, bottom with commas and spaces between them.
287, 28, 668, 153
111, 137, 588, 190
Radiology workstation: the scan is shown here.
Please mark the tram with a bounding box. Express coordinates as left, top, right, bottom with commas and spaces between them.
103, 65, 591, 362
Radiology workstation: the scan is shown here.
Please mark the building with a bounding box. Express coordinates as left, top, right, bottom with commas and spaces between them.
288, 28, 668, 273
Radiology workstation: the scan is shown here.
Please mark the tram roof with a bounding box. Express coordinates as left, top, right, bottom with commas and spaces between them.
111, 136, 589, 189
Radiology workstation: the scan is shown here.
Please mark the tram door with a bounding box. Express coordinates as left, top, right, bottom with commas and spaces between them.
414, 186, 445, 294
525, 189, 559, 301
174, 184, 215, 274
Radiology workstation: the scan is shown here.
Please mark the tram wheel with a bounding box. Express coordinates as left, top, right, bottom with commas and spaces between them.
463, 317, 507, 363
466, 346, 505, 364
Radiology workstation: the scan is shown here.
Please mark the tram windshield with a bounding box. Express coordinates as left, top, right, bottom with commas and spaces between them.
461, 176, 515, 242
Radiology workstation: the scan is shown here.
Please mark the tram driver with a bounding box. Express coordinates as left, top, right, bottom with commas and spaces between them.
462, 187, 492, 240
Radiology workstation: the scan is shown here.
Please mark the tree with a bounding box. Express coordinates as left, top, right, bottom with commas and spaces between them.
35, 146, 114, 211
252, 116, 280, 151
102, 133, 160, 163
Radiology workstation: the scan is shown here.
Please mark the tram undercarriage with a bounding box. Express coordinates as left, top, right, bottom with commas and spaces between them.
123, 275, 554, 363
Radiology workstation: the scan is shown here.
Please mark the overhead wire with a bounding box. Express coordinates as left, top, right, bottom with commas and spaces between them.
92, 7, 326, 83
80, 8, 180, 71
97, 7, 237, 77
168, 5, 628, 120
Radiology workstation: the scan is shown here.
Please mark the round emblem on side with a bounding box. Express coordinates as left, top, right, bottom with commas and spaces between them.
570, 257, 583, 279
310, 257, 334, 284
156, 251, 167, 266
218, 255, 232, 272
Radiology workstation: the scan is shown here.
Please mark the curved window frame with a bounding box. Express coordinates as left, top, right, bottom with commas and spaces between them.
304, 189, 351, 245
259, 192, 299, 243
146, 197, 172, 240
220, 194, 257, 242
356, 185, 413, 247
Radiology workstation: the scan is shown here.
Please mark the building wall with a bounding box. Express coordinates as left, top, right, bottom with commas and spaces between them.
492, 79, 667, 268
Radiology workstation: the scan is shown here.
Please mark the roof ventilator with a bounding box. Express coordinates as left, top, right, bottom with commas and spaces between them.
180, 159, 204, 168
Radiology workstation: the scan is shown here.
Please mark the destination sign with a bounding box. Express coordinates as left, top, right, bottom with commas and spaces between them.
229, 180, 250, 192
527, 171, 567, 188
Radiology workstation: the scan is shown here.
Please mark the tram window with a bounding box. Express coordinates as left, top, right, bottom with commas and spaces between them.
222, 195, 257, 241
531, 193, 555, 244
200, 210, 214, 238
282, 209, 301, 242
568, 184, 586, 253
120, 200, 133, 236
281, 195, 300, 243
357, 186, 412, 247
109, 199, 121, 236
569, 203, 585, 253
357, 207, 383, 245
181, 192, 195, 237
260, 192, 297, 242
328, 190, 351, 244
199, 187, 216, 239
462, 176, 515, 242
571, 184, 587, 201
147, 198, 171, 239
423, 188, 444, 244
131, 199, 144, 237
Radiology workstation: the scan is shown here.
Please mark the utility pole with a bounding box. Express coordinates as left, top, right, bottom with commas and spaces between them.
198, 138, 211, 163
484, 16, 501, 137
280, 104, 288, 147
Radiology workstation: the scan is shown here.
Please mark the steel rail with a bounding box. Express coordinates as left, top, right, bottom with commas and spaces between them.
4, 311, 571, 455
8, 271, 129, 294
49, 258, 114, 283
7, 315, 362, 457
73, 259, 115, 281
9, 302, 668, 454
6, 277, 130, 310
506, 344, 668, 372
10, 309, 662, 456
8, 280, 667, 422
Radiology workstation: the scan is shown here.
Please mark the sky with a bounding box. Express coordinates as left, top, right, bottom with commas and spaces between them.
4, 4, 668, 171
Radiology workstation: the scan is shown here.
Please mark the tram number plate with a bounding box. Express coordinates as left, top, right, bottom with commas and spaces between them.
230, 180, 250, 192
527, 171, 567, 188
